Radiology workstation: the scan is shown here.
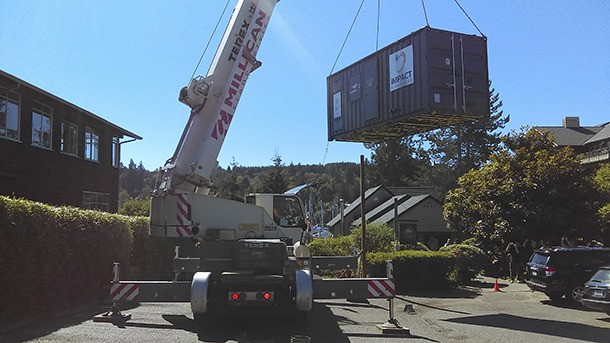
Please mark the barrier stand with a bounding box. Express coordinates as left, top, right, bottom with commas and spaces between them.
93, 263, 132, 323
376, 260, 410, 335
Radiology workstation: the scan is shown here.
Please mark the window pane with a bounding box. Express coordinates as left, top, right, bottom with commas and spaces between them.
0, 99, 6, 137
41, 114, 51, 148
32, 111, 42, 145
7, 101, 19, 139
32, 104, 52, 148
85, 128, 99, 161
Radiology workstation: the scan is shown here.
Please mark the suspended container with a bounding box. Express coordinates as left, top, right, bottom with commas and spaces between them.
327, 26, 489, 142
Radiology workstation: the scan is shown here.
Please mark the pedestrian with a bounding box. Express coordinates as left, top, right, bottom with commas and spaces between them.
520, 239, 535, 277
505, 241, 520, 282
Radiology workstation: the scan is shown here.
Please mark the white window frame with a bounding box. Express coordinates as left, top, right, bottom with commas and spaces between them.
0, 87, 20, 141
31, 101, 53, 149
112, 136, 120, 168
61, 120, 78, 156
85, 126, 99, 162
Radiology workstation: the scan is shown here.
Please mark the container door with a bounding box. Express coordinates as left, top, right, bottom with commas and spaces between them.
362, 58, 378, 122
458, 34, 489, 117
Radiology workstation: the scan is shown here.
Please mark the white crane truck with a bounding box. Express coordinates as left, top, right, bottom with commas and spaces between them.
105, 0, 395, 322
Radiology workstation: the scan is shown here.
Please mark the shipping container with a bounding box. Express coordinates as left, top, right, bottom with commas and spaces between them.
327, 26, 489, 142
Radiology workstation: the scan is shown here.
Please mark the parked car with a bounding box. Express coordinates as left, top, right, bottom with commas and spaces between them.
525, 246, 610, 304
582, 266, 610, 316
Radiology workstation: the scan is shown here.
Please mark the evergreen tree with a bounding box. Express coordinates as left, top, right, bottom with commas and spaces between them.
364, 135, 426, 187
423, 80, 509, 194
258, 152, 287, 193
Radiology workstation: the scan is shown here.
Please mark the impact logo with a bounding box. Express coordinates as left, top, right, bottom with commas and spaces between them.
389, 45, 414, 92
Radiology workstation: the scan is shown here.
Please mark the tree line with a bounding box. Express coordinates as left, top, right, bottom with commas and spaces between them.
117, 81, 610, 255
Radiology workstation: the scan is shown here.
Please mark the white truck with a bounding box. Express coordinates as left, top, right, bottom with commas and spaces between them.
102, 0, 396, 322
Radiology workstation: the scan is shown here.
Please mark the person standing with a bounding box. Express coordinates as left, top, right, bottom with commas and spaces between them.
505, 241, 520, 282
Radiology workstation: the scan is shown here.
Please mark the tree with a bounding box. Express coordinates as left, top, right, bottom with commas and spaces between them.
594, 163, 610, 242
258, 152, 288, 193
120, 159, 145, 198
420, 81, 509, 195
214, 158, 244, 201
365, 136, 426, 187
444, 128, 602, 257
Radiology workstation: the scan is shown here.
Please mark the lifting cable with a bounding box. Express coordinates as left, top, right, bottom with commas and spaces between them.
421, 0, 430, 27
453, 0, 485, 37
189, 0, 233, 81
320, 0, 366, 193
329, 0, 366, 75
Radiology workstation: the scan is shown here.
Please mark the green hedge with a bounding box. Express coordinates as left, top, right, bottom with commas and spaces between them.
368, 250, 453, 292
0, 196, 175, 321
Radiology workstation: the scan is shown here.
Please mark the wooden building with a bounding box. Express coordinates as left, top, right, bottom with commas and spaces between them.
0, 70, 141, 212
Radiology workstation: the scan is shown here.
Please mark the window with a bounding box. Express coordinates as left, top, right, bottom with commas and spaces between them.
272, 195, 305, 228
0, 88, 20, 141
399, 222, 418, 244
61, 121, 78, 156
112, 136, 119, 168
32, 102, 52, 149
83, 191, 110, 211
85, 126, 99, 161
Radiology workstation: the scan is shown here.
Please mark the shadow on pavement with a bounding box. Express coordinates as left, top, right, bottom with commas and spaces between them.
157, 303, 350, 342
444, 313, 610, 343
0, 302, 139, 343
401, 285, 481, 299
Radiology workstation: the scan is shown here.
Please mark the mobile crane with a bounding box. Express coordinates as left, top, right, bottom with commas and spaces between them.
103, 0, 396, 322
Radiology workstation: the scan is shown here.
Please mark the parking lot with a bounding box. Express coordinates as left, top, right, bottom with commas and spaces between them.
2, 277, 609, 343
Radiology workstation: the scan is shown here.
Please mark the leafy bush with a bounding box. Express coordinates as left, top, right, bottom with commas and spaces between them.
0, 196, 184, 321
0, 197, 133, 319
309, 234, 356, 256
440, 243, 488, 283
349, 222, 395, 253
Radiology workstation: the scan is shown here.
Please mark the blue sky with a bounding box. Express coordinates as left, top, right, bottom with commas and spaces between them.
2, 1, 609, 170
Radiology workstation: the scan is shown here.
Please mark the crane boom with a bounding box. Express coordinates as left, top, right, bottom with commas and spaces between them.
156, 0, 278, 193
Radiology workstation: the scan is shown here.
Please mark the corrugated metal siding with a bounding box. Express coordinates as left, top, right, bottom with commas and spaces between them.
327, 26, 489, 142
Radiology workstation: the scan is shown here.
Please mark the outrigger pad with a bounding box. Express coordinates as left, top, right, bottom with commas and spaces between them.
377, 319, 411, 336
93, 304, 132, 323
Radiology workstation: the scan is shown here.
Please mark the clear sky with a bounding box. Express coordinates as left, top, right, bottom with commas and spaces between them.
2, 1, 609, 170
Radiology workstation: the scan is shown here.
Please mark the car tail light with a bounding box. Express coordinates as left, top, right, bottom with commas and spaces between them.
263, 292, 272, 301
545, 266, 556, 277
230, 292, 240, 301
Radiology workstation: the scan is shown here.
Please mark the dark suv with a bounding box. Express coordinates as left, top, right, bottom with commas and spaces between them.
525, 246, 610, 304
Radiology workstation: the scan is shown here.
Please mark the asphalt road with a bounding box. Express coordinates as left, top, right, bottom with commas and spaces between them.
2, 277, 610, 342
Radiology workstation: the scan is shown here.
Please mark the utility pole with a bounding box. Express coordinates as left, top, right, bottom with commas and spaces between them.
359, 155, 367, 277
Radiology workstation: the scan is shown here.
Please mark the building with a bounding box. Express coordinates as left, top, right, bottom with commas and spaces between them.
0, 70, 141, 212
534, 117, 610, 165
326, 186, 451, 246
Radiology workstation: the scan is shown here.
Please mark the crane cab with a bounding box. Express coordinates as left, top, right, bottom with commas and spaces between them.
245, 193, 307, 232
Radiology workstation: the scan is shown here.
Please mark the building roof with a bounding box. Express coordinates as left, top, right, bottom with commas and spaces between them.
0, 69, 142, 141
534, 117, 609, 147
374, 194, 435, 224
326, 185, 390, 227
586, 123, 610, 144
352, 194, 411, 226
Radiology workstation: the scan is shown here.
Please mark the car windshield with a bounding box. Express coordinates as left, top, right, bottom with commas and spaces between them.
590, 269, 610, 282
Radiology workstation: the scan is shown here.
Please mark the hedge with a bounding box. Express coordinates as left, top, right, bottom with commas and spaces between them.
0, 196, 175, 321
368, 250, 453, 291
